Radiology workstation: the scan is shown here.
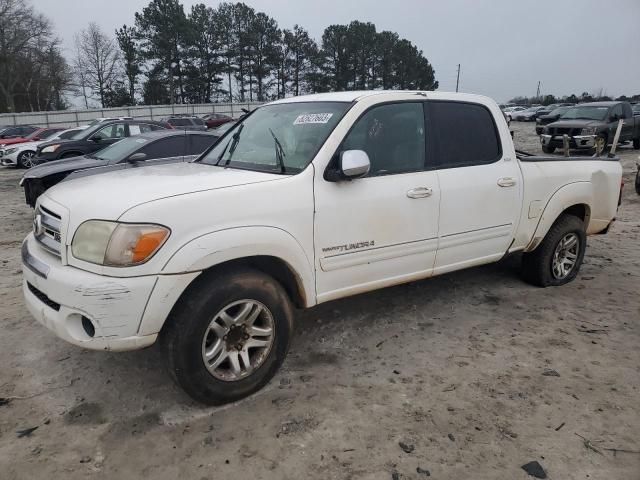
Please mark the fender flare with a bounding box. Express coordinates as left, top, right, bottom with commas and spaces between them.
161, 226, 316, 306
525, 182, 592, 252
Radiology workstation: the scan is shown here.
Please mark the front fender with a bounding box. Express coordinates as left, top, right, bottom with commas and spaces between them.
525, 182, 592, 251
161, 226, 316, 306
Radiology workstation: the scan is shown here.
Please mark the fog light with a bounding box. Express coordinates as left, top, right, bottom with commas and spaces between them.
81, 316, 95, 338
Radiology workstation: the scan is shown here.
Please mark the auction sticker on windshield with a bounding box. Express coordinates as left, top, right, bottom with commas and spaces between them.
294, 113, 334, 125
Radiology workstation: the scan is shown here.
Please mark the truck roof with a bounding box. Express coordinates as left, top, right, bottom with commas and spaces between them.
268, 90, 493, 105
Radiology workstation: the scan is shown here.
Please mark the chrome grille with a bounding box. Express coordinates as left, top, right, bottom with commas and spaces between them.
34, 205, 62, 256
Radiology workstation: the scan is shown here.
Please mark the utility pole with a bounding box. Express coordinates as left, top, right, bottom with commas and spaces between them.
536, 80, 541, 100
456, 64, 461, 93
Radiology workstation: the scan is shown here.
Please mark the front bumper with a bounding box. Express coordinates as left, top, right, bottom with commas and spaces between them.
540, 134, 596, 149
0, 150, 19, 166
22, 234, 160, 351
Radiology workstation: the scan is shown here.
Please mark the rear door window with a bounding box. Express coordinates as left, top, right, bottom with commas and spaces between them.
428, 101, 502, 169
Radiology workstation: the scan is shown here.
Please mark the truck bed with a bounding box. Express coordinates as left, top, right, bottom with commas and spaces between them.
516, 150, 620, 162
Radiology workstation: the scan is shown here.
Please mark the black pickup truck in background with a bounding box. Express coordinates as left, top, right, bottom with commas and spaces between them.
540, 101, 640, 154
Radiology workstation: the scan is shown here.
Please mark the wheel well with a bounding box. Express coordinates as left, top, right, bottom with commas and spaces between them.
562, 204, 590, 226
199, 256, 307, 308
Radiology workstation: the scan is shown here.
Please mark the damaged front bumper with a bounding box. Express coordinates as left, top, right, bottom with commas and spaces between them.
22, 234, 159, 351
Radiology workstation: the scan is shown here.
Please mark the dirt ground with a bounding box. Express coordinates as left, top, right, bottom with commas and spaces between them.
0, 122, 638, 480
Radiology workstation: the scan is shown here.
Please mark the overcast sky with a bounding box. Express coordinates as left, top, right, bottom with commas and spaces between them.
34, 0, 640, 103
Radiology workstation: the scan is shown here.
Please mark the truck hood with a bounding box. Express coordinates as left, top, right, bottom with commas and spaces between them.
23, 155, 105, 179
42, 162, 284, 220
546, 119, 604, 129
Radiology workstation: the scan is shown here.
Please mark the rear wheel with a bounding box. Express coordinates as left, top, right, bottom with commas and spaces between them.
17, 150, 36, 168
161, 267, 294, 405
521, 214, 586, 287
542, 145, 555, 154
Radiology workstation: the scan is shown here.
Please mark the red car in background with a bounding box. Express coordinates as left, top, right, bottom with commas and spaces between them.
202, 113, 234, 129
0, 127, 65, 147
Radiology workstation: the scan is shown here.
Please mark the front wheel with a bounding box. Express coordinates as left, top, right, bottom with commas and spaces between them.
521, 214, 586, 287
542, 145, 556, 154
161, 267, 294, 405
17, 150, 36, 168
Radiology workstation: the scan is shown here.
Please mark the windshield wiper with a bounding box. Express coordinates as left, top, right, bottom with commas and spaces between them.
268, 128, 287, 174
216, 123, 244, 166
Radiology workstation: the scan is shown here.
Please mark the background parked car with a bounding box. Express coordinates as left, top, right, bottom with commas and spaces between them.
513, 106, 546, 121
503, 106, 527, 121
161, 115, 208, 131
34, 119, 171, 163
535, 106, 573, 134
535, 103, 574, 118
540, 101, 640, 153
21, 130, 220, 207
0, 127, 65, 148
87, 117, 134, 126
0, 125, 38, 139
202, 113, 234, 129
1, 126, 88, 168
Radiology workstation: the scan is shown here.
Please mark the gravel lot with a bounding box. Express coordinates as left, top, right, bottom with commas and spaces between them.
0, 121, 638, 479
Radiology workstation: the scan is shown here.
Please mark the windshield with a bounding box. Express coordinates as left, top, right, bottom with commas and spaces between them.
200, 102, 350, 173
560, 106, 609, 121
93, 136, 148, 162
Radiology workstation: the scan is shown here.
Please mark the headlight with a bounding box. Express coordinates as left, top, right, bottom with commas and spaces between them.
580, 127, 597, 135
5, 147, 17, 155
41, 144, 60, 153
71, 220, 170, 266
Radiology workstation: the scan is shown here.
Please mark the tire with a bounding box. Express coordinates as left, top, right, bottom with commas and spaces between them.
542, 145, 555, 154
161, 267, 294, 405
17, 150, 36, 169
635, 168, 640, 195
633, 138, 639, 150
521, 214, 586, 287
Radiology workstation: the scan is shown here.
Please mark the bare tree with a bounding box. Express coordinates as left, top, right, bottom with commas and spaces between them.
73, 22, 120, 107
0, 0, 54, 112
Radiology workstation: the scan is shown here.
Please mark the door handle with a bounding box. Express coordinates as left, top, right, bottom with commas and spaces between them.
407, 187, 433, 199
497, 177, 516, 187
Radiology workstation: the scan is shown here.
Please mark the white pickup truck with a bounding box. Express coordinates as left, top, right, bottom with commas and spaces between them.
21, 91, 622, 404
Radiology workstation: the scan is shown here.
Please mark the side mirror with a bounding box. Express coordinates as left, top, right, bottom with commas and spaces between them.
324, 149, 371, 182
340, 150, 370, 179
90, 136, 102, 143
610, 115, 618, 122
127, 152, 147, 163
32, 137, 40, 141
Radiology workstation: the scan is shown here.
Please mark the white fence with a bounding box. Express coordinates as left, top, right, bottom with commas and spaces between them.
0, 102, 264, 128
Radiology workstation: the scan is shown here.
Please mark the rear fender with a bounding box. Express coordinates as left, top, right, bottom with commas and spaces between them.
525, 182, 592, 252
